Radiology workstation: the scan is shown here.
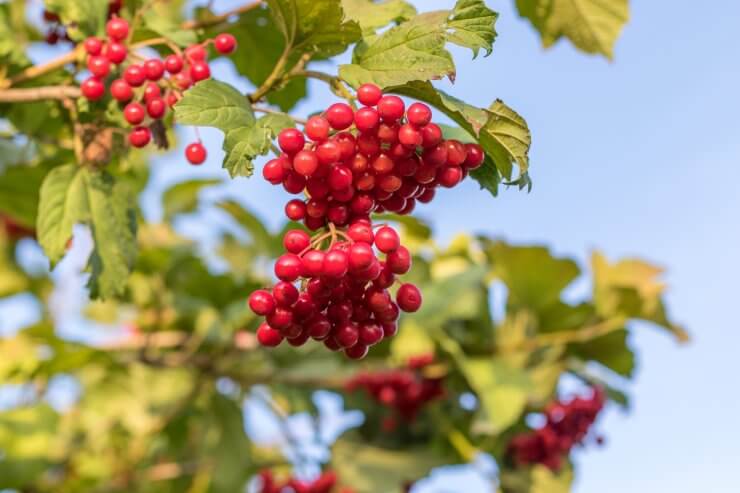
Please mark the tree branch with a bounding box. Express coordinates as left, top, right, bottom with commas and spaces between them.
7, 46, 83, 87
182, 0, 264, 30
0, 85, 81, 103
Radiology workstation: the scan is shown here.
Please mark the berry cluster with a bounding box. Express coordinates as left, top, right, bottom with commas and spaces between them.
345, 353, 444, 427
42, 1, 123, 45
264, 83, 485, 230
257, 470, 354, 493
507, 387, 605, 470
249, 221, 422, 359
78, 17, 237, 165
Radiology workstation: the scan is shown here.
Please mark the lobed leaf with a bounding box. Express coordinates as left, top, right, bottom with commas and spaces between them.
448, 0, 499, 57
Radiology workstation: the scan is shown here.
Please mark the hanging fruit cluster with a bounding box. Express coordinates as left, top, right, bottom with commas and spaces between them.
345, 353, 445, 428
256, 470, 354, 493
507, 387, 606, 470
79, 16, 237, 164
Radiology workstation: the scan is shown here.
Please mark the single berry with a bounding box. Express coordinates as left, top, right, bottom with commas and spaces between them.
146, 98, 166, 119
103, 42, 127, 64
305, 116, 330, 142
463, 143, 485, 169
87, 55, 111, 78
249, 289, 276, 315
81, 77, 105, 100
386, 245, 411, 274
144, 59, 165, 80
348, 242, 375, 272
143, 82, 162, 102
164, 54, 184, 74
283, 229, 311, 254
398, 123, 422, 148
345, 343, 369, 360
357, 83, 382, 106
445, 140, 467, 166
123, 102, 145, 124
190, 61, 211, 82
285, 199, 307, 221
275, 253, 302, 281
173, 72, 192, 90
325, 103, 354, 130
263, 158, 288, 184
214, 33, 237, 54
185, 142, 207, 165
84, 37, 103, 56
406, 102, 433, 127
396, 283, 422, 312
292, 150, 319, 177
257, 323, 284, 347
278, 128, 305, 154
106, 18, 129, 41
421, 123, 443, 148
110, 79, 133, 102
273, 281, 299, 307
375, 226, 400, 253
322, 250, 349, 278
128, 127, 151, 148
377, 95, 405, 122
123, 64, 146, 87
185, 44, 207, 62
354, 107, 380, 133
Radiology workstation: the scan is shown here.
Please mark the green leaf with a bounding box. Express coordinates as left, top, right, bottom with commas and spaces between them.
515, 0, 629, 59
341, 0, 417, 33
389, 81, 531, 186
217, 200, 276, 256
0, 164, 47, 228
0, 405, 60, 488
44, 0, 108, 40
332, 436, 446, 492
339, 11, 455, 88
448, 0, 498, 57
0, 4, 31, 69
414, 265, 487, 324
461, 357, 532, 432
267, 0, 361, 58
175, 80, 294, 177
142, 14, 197, 47
162, 179, 220, 220
37, 166, 136, 298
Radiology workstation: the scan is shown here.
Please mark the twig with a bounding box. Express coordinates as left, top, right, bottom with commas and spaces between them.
7, 45, 83, 87
182, 0, 264, 30
0, 85, 81, 102
253, 106, 307, 125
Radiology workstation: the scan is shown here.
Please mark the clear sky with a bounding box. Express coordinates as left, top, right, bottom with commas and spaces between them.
4, 0, 739, 491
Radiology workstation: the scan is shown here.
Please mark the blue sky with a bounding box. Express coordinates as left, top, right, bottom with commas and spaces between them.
4, 0, 739, 491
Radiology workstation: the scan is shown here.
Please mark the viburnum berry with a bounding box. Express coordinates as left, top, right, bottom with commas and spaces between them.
84, 37, 103, 56
103, 41, 127, 64
406, 102, 433, 127
190, 61, 211, 82
146, 98, 166, 119
106, 17, 129, 41
464, 143, 485, 169
357, 83, 382, 106
185, 142, 207, 165
185, 44, 207, 62
257, 323, 284, 347
305, 116, 330, 142
292, 150, 319, 177
144, 59, 165, 80
213, 33, 237, 54
278, 128, 305, 154
110, 79, 133, 102
164, 54, 184, 74
128, 127, 151, 148
377, 95, 405, 122
275, 253, 302, 281
374, 226, 400, 253
122, 64, 146, 87
283, 229, 311, 254
396, 283, 422, 312
87, 55, 111, 78
325, 103, 354, 130
263, 158, 288, 185
81, 77, 105, 100
172, 72, 192, 90
354, 107, 380, 133
249, 290, 276, 316
123, 102, 145, 125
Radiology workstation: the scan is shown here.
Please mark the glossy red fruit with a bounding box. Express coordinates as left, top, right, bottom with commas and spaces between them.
292, 150, 319, 177
144, 59, 165, 80
445, 139, 467, 166
143, 82, 162, 102
347, 221, 374, 244
164, 54, 184, 74
106, 17, 129, 41
275, 253, 302, 281
123, 64, 146, 87
328, 166, 352, 191
354, 107, 380, 133
308, 315, 332, 340
325, 103, 354, 130
214, 33, 237, 54
335, 322, 360, 348
104, 42, 127, 64
84, 37, 103, 55
421, 123, 443, 148
316, 141, 341, 165
110, 79, 133, 102
348, 243, 375, 272
357, 83, 382, 106
249, 289, 276, 315
172, 72, 192, 90
87, 55, 110, 78
397, 283, 422, 312
166, 92, 179, 107
123, 102, 145, 124
81, 77, 105, 100
438, 166, 463, 188
323, 250, 349, 278
345, 343, 369, 360
398, 123, 422, 148
128, 127, 151, 148
377, 95, 405, 122
359, 322, 384, 346
463, 143, 485, 169
301, 250, 325, 277
146, 98, 166, 119
185, 142, 207, 165
273, 281, 299, 307
190, 61, 211, 82
278, 128, 305, 154
257, 322, 284, 347
285, 199, 307, 221
406, 102, 432, 127
283, 229, 311, 254
263, 158, 288, 184
375, 226, 400, 253
386, 245, 411, 274
185, 44, 208, 62
305, 115, 330, 142
417, 187, 436, 203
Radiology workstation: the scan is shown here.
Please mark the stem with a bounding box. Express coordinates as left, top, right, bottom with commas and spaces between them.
0, 86, 81, 102
7, 45, 83, 87
181, 0, 264, 30
248, 45, 291, 103
253, 105, 308, 125
290, 70, 356, 106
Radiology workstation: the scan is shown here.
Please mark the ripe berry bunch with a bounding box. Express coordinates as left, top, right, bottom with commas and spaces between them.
264, 83, 485, 230
248, 220, 422, 359
257, 470, 355, 493
78, 16, 237, 165
345, 353, 445, 426
507, 387, 605, 470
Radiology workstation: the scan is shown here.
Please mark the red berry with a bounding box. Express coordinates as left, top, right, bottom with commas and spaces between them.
214, 33, 237, 54
263, 158, 288, 184
249, 289, 276, 315
328, 166, 353, 191
375, 226, 400, 253
316, 141, 341, 165
348, 243, 375, 272
84, 37, 103, 56
123, 64, 146, 87
185, 44, 207, 62
106, 17, 129, 41
143, 82, 162, 102
190, 61, 211, 82
278, 128, 305, 154
81, 77, 105, 100
406, 102, 432, 127
128, 127, 151, 148
110, 79, 133, 102
275, 253, 302, 281
305, 116, 330, 142
421, 123, 443, 148
87, 55, 110, 78
257, 322, 284, 347
185, 142, 207, 165
335, 322, 360, 348
308, 315, 332, 340
123, 102, 145, 124
398, 123, 422, 148
438, 166, 463, 188
322, 250, 349, 278
359, 322, 384, 346
325, 103, 354, 130
387, 245, 411, 274
396, 283, 422, 312
144, 59, 165, 80
345, 343, 369, 360
285, 199, 307, 221
357, 83, 382, 106
417, 187, 436, 203
283, 229, 311, 254
463, 143, 485, 169
164, 54, 184, 74
301, 250, 325, 277
292, 150, 319, 177
104, 42, 127, 64
445, 140, 467, 166
283, 172, 306, 194
377, 95, 405, 122
146, 98, 166, 119
273, 281, 299, 307
354, 107, 380, 133
166, 92, 179, 107
348, 221, 374, 244
173, 72, 192, 90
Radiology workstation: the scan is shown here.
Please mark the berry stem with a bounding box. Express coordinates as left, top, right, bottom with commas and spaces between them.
253, 106, 307, 125
6, 44, 84, 87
